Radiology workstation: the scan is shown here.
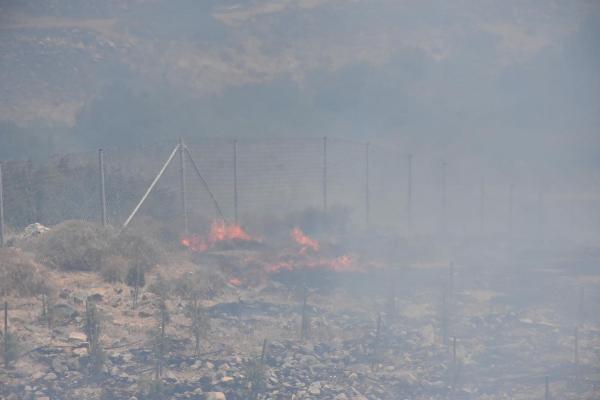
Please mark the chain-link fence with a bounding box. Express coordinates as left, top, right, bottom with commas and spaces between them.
1, 137, 598, 243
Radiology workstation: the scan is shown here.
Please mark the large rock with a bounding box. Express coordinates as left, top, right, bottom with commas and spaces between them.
204, 392, 226, 400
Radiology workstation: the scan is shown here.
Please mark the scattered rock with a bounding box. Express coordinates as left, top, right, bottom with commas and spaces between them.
204, 392, 226, 400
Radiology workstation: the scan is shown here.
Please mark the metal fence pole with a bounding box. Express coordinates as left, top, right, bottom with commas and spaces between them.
0, 162, 4, 247
233, 139, 238, 225
441, 161, 447, 235
479, 177, 485, 235
509, 183, 514, 236
365, 142, 370, 227
98, 149, 107, 227
323, 137, 328, 214
407, 153, 413, 232
179, 138, 188, 234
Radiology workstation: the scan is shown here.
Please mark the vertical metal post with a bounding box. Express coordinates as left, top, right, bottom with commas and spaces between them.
233, 140, 239, 225
537, 188, 543, 239
0, 163, 4, 247
479, 177, 485, 234
407, 154, 413, 232
301, 285, 308, 341
578, 286, 585, 327
509, 183, 514, 236
575, 326, 580, 381
3, 301, 7, 367
452, 336, 457, 364
179, 138, 188, 234
365, 142, 370, 227
260, 338, 268, 363
98, 149, 107, 227
323, 137, 328, 214
372, 313, 381, 370
449, 261, 454, 302
441, 161, 447, 235
544, 376, 550, 400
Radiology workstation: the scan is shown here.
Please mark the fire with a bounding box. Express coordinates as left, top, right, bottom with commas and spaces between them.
265, 255, 358, 274
209, 220, 251, 242
181, 220, 253, 252
291, 227, 319, 253
228, 277, 242, 286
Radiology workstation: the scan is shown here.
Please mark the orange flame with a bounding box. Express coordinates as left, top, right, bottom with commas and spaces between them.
291, 228, 319, 254
209, 220, 251, 242
181, 221, 252, 252
265, 255, 357, 273
228, 277, 242, 286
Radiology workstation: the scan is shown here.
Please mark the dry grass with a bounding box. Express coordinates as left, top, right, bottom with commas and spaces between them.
0, 248, 52, 297
26, 220, 164, 278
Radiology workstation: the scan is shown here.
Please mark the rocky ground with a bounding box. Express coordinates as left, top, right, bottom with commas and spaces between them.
1, 241, 599, 400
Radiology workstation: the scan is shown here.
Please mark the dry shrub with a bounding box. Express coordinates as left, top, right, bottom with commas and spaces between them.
29, 220, 163, 276
151, 262, 226, 300
111, 232, 163, 273
0, 248, 52, 297
100, 255, 128, 283
32, 220, 112, 271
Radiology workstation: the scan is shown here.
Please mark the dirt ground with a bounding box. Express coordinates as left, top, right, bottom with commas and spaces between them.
1, 238, 599, 400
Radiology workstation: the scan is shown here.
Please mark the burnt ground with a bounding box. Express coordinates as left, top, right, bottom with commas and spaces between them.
0, 239, 599, 400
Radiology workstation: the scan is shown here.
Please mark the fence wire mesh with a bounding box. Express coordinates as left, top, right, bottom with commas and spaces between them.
1, 137, 598, 243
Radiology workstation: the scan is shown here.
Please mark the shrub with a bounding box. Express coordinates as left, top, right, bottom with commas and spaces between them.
33, 220, 112, 271
2, 331, 20, 367
111, 232, 163, 273
100, 255, 128, 283
162, 262, 225, 300
84, 299, 105, 376
29, 220, 163, 275
0, 248, 51, 297
243, 358, 267, 400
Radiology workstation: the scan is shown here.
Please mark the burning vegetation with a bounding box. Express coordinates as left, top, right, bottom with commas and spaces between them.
181, 221, 254, 252
0, 217, 597, 400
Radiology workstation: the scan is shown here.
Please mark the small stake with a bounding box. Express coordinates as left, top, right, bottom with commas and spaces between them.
260, 338, 268, 363
578, 286, 585, 327
544, 375, 550, 400
372, 313, 382, 370
441, 283, 448, 346
3, 301, 7, 367
300, 286, 308, 341
575, 326, 580, 382
452, 336, 456, 365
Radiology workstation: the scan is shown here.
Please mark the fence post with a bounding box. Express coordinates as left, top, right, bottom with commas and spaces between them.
98, 149, 107, 227
365, 142, 370, 227
179, 138, 188, 234
233, 139, 238, 225
3, 301, 7, 367
0, 162, 4, 247
407, 153, 413, 232
537, 188, 543, 239
575, 326, 580, 382
441, 161, 447, 235
479, 177, 485, 234
323, 137, 327, 214
509, 183, 514, 236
